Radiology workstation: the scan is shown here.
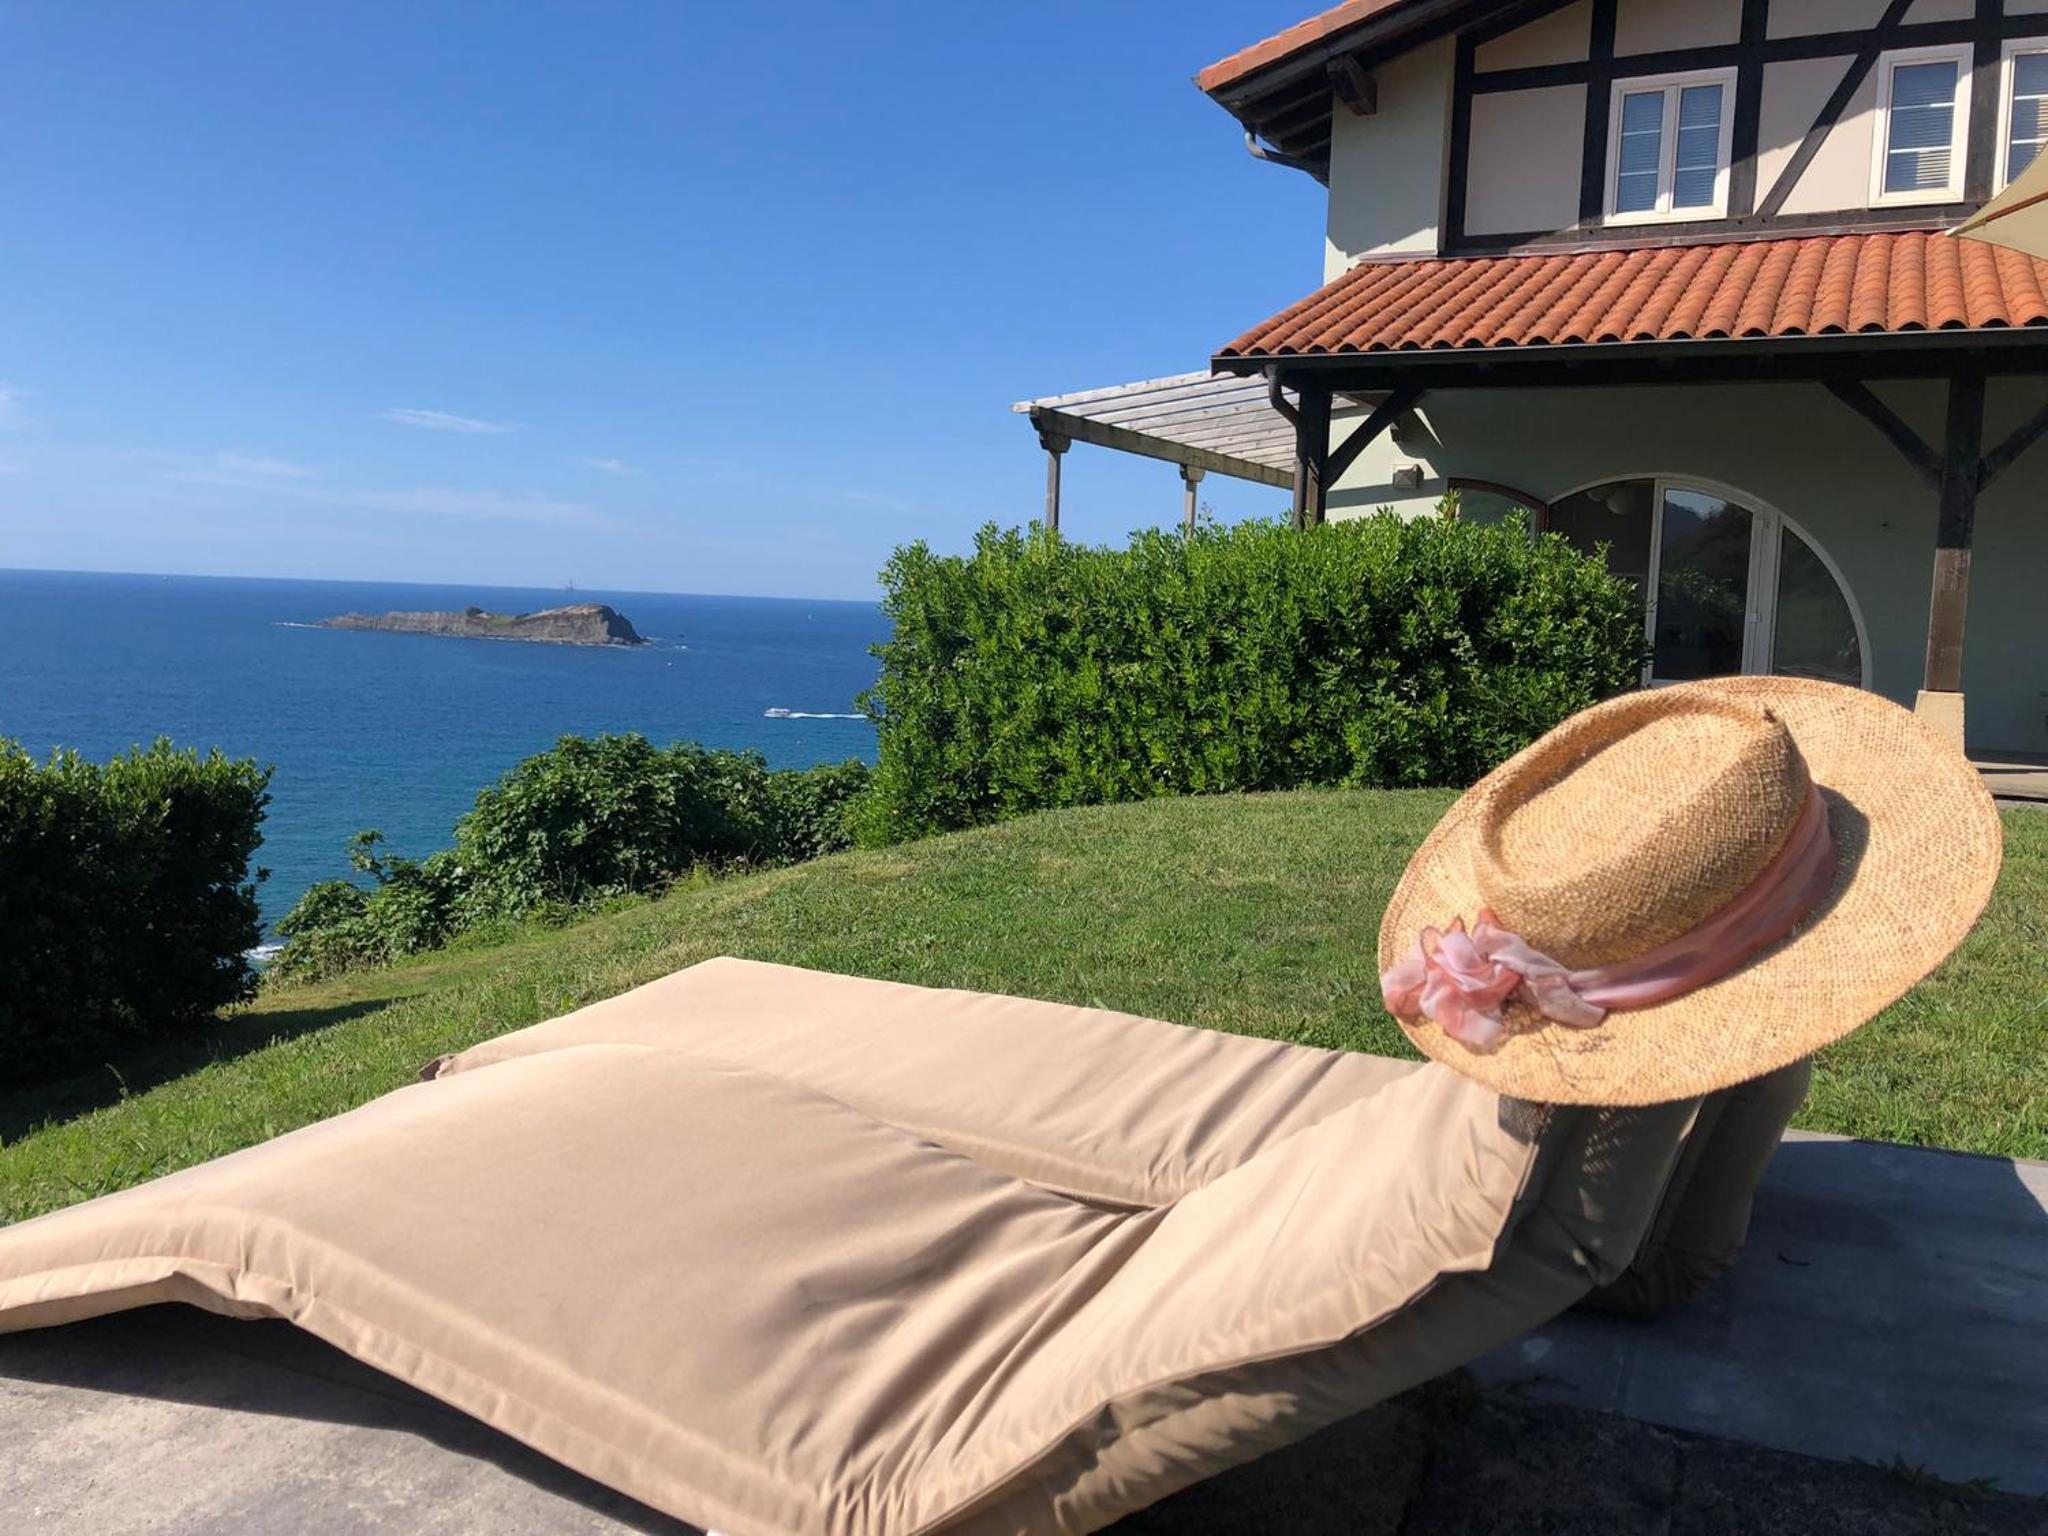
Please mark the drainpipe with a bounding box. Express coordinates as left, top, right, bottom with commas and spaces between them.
1242, 129, 1329, 183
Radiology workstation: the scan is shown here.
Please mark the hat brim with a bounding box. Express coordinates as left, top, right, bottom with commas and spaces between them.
1377, 677, 2003, 1106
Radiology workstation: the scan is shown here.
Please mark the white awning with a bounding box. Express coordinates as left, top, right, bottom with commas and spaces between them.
1013, 371, 1296, 489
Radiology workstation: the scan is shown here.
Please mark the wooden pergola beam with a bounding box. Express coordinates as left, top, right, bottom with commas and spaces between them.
1180, 464, 1205, 533
1026, 406, 1291, 490
1036, 426, 1069, 533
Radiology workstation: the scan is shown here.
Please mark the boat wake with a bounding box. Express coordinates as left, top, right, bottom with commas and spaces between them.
763, 708, 865, 720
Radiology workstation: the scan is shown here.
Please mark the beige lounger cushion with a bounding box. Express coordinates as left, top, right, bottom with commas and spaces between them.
1584, 1055, 1813, 1318
1, 958, 1708, 1535
429, 958, 1435, 1206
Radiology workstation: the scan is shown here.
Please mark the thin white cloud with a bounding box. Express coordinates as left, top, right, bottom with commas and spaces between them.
353, 486, 608, 528
840, 487, 912, 511
0, 384, 26, 429
578, 455, 640, 476
215, 450, 320, 480
381, 407, 522, 435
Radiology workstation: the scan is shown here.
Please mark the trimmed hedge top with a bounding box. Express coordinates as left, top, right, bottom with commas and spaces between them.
0, 739, 270, 1090
855, 513, 1647, 843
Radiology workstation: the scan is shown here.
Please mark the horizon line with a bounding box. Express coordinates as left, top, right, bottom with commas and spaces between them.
0, 563, 884, 608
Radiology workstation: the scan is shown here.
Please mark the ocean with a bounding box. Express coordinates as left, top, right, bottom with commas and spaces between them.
0, 569, 887, 930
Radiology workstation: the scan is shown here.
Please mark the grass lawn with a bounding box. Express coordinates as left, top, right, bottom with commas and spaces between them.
2, 790, 2042, 1223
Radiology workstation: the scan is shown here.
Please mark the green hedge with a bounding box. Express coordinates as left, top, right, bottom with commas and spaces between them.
855, 513, 1646, 843
273, 738, 870, 982
0, 739, 270, 1089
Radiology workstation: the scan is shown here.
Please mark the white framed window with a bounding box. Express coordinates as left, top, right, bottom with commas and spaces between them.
1869, 44, 1972, 205
1604, 68, 1737, 224
1998, 40, 2048, 188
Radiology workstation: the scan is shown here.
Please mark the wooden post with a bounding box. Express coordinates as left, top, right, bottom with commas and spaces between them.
1179, 464, 1205, 533
1922, 368, 1985, 703
1291, 384, 1333, 529
1037, 429, 1070, 534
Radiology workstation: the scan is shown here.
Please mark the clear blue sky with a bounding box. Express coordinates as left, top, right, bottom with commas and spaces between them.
0, 2, 1327, 600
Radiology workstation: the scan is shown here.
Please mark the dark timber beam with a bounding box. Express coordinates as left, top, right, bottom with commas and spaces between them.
1325, 385, 1425, 485
1290, 383, 1334, 530
1576, 0, 1619, 226
1978, 397, 2048, 490
1467, 11, 2048, 92
1327, 55, 1379, 117
1823, 379, 1943, 489
1757, 0, 1915, 219
1924, 369, 1986, 697
1727, 0, 1769, 218
1965, 0, 2002, 203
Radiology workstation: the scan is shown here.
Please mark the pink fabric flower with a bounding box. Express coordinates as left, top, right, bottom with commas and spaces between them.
1380, 910, 1604, 1053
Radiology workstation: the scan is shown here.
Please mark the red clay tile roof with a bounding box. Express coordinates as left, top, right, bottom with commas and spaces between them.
1217, 233, 2048, 360
1197, 0, 1421, 94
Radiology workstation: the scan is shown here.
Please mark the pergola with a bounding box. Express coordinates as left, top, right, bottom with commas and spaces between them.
1013, 372, 1301, 531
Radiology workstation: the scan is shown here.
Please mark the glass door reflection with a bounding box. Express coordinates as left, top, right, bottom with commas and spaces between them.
1650, 487, 1754, 683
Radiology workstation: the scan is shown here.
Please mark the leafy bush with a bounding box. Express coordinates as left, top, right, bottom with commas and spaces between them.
269, 833, 463, 983
760, 757, 874, 864
453, 735, 773, 920
272, 738, 869, 981
857, 512, 1645, 843
0, 738, 270, 1089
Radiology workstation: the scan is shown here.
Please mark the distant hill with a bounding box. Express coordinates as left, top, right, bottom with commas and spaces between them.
318, 602, 646, 647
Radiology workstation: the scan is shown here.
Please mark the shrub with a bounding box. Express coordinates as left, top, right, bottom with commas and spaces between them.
760, 757, 873, 864
267, 833, 463, 983
857, 512, 1646, 843
452, 735, 773, 920
0, 738, 270, 1089
273, 737, 870, 980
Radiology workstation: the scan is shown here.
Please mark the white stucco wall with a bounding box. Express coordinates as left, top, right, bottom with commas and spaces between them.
1323, 35, 1456, 275
1475, 1, 1591, 69
1616, 0, 1742, 54
1466, 85, 1587, 236
1756, 56, 1879, 217
1323, 379, 2047, 752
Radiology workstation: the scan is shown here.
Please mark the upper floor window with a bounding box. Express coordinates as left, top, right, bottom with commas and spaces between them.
1871, 45, 1972, 205
1605, 69, 1736, 225
2000, 41, 2048, 188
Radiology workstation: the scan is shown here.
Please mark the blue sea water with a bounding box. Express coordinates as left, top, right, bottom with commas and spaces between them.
0, 569, 887, 930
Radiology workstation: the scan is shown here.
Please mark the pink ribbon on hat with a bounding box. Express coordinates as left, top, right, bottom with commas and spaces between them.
1381, 785, 1837, 1053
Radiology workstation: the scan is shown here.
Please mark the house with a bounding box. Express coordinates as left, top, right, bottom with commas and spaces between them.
1021, 0, 2048, 755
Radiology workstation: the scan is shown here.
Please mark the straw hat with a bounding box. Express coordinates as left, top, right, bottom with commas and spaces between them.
1377, 677, 2001, 1106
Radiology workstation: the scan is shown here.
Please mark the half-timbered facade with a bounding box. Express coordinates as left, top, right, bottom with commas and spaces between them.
1194, 0, 2048, 753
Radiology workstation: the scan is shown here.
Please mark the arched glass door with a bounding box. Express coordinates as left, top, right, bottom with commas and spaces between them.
1544, 478, 1865, 688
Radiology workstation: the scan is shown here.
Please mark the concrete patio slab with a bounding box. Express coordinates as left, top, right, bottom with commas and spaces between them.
1473, 1131, 2048, 1495
2, 1132, 2042, 1532
1977, 754, 2048, 803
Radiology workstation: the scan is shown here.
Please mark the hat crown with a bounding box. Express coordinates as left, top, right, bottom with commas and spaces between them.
1470, 691, 1812, 967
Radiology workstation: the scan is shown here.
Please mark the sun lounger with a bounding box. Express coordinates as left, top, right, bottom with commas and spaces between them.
0, 958, 1805, 1535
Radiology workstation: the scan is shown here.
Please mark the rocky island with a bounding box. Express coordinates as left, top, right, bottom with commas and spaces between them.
318, 602, 647, 647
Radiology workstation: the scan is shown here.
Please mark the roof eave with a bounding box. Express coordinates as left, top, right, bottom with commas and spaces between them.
1213, 327, 2048, 385
1199, 0, 1486, 109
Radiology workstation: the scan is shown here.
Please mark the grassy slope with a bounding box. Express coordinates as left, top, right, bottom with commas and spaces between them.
2, 791, 2042, 1223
